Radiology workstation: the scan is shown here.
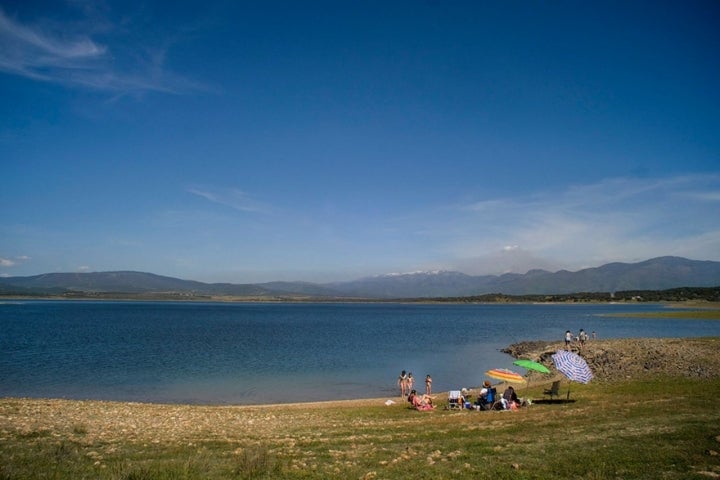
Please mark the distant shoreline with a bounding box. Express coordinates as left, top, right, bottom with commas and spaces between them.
3, 294, 720, 308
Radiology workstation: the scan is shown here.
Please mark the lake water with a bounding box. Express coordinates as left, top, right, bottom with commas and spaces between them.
1, 300, 718, 405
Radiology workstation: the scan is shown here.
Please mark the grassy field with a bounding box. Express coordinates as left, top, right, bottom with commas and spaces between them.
2, 374, 720, 479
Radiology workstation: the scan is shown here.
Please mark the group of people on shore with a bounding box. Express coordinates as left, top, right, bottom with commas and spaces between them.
400, 327, 600, 412
406, 381, 524, 411
398, 371, 432, 397
564, 328, 597, 350
455, 381, 524, 411
399, 370, 525, 412
398, 371, 435, 410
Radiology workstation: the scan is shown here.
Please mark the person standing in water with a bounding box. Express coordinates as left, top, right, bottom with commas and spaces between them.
425, 374, 432, 395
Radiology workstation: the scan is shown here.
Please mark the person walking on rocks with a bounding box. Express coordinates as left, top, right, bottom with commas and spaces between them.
564, 330, 573, 350
579, 329, 588, 348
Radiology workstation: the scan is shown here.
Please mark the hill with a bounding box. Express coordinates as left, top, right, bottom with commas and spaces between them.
328, 256, 720, 298
1, 256, 719, 299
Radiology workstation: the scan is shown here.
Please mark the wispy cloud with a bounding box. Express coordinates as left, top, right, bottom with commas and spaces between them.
0, 257, 15, 267
417, 174, 720, 274
0, 8, 105, 78
682, 190, 720, 202
0, 255, 30, 269
187, 186, 274, 215
0, 7, 199, 94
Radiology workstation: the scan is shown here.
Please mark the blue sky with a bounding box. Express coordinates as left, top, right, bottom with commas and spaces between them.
1, 1, 719, 283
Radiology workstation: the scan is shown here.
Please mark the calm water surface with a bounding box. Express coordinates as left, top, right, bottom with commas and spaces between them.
1, 300, 718, 405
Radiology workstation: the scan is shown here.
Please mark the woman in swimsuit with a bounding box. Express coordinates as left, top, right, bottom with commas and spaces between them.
409, 389, 434, 410
398, 370, 408, 397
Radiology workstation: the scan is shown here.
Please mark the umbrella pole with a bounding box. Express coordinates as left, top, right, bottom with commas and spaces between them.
524, 372, 531, 398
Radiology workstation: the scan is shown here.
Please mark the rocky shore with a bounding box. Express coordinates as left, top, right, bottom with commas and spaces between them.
502, 337, 720, 381
1, 337, 718, 451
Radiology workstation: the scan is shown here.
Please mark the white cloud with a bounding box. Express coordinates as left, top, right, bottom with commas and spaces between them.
0, 258, 16, 267
0, 8, 105, 57
683, 191, 720, 202
0, 8, 106, 77
0, 255, 32, 268
0, 7, 200, 94
427, 174, 720, 274
188, 186, 274, 215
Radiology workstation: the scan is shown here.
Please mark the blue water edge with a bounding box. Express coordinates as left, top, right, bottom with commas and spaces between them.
1, 300, 718, 405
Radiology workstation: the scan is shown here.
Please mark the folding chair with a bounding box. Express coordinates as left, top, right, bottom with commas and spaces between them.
543, 380, 561, 400
448, 390, 463, 410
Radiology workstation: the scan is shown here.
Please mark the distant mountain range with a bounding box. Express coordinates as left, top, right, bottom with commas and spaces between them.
1, 256, 719, 299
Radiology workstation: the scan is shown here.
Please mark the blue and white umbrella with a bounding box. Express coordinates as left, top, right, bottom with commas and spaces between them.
551, 350, 594, 384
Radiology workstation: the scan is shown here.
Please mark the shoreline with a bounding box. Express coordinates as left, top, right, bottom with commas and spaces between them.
3, 336, 719, 410
3, 348, 719, 480
3, 336, 720, 479
3, 295, 720, 307
7, 302, 718, 409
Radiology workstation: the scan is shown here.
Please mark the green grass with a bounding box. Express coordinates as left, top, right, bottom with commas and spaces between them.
2, 377, 720, 479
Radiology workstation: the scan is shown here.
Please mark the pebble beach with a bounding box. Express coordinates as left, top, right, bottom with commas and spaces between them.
3, 337, 719, 448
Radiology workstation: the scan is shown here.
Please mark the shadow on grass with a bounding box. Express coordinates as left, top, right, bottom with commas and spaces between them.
531, 398, 577, 404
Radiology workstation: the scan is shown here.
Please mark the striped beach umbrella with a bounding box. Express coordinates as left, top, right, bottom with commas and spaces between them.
485, 368, 526, 384
551, 350, 594, 384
